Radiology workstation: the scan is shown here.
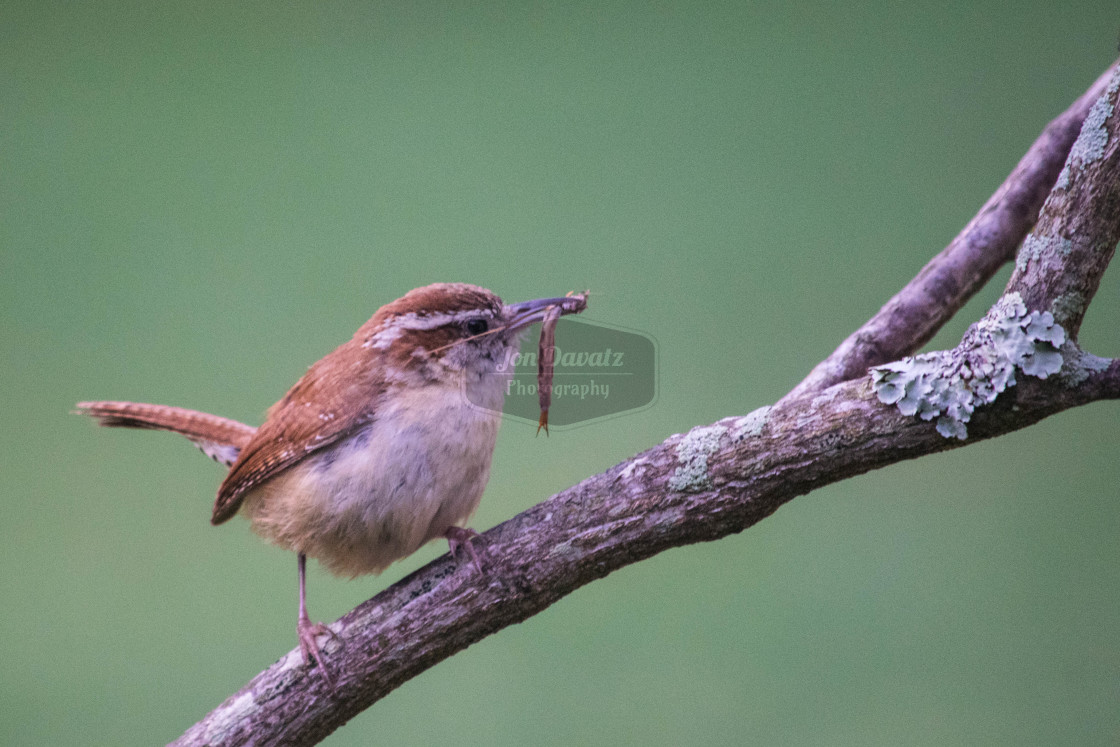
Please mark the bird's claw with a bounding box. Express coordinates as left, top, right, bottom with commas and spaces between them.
298, 617, 341, 689
444, 526, 485, 574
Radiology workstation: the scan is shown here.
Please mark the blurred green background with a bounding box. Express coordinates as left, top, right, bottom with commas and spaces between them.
3, 2, 1118, 744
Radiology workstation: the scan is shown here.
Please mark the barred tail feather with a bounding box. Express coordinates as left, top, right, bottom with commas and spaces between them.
75, 401, 257, 467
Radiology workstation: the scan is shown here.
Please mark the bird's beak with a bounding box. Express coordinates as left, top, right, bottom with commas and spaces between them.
504, 294, 588, 331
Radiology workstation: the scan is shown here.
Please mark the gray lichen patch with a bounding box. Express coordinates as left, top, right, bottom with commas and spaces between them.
723, 405, 772, 442
1015, 234, 1073, 273
1058, 347, 1113, 387
668, 424, 728, 492
871, 293, 1065, 440
1056, 68, 1120, 190
1049, 291, 1087, 325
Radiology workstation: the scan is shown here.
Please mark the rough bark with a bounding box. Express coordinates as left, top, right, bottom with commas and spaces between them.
785, 61, 1119, 401
173, 62, 1120, 747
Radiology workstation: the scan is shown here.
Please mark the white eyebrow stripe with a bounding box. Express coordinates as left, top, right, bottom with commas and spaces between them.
394, 310, 489, 330
363, 310, 492, 350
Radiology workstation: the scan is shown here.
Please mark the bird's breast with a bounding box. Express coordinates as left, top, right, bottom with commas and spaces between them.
241, 380, 505, 577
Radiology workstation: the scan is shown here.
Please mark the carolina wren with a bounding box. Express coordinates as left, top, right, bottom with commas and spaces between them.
77, 283, 586, 686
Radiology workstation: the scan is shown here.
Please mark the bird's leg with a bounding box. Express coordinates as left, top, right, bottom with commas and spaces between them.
444, 526, 485, 573
297, 552, 340, 688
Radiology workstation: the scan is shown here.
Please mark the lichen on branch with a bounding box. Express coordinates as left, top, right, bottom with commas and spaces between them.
871, 293, 1065, 439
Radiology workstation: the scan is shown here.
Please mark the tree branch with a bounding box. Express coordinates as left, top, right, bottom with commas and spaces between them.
785, 60, 1119, 401
173, 63, 1120, 746
1008, 68, 1120, 334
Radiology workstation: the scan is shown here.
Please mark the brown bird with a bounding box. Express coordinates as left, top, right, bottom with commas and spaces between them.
77, 283, 586, 686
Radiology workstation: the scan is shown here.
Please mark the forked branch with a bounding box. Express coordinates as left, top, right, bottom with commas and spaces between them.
174, 61, 1120, 747
785, 61, 1119, 401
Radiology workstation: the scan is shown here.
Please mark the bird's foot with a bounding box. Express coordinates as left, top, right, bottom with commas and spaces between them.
298, 615, 341, 689
444, 526, 485, 574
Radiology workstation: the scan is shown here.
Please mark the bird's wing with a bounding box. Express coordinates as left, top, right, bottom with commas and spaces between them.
212, 341, 383, 524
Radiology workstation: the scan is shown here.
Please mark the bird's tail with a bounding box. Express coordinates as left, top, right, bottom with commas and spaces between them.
75, 401, 257, 467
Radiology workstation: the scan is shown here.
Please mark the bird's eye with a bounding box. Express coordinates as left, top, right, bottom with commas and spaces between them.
466, 319, 489, 336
